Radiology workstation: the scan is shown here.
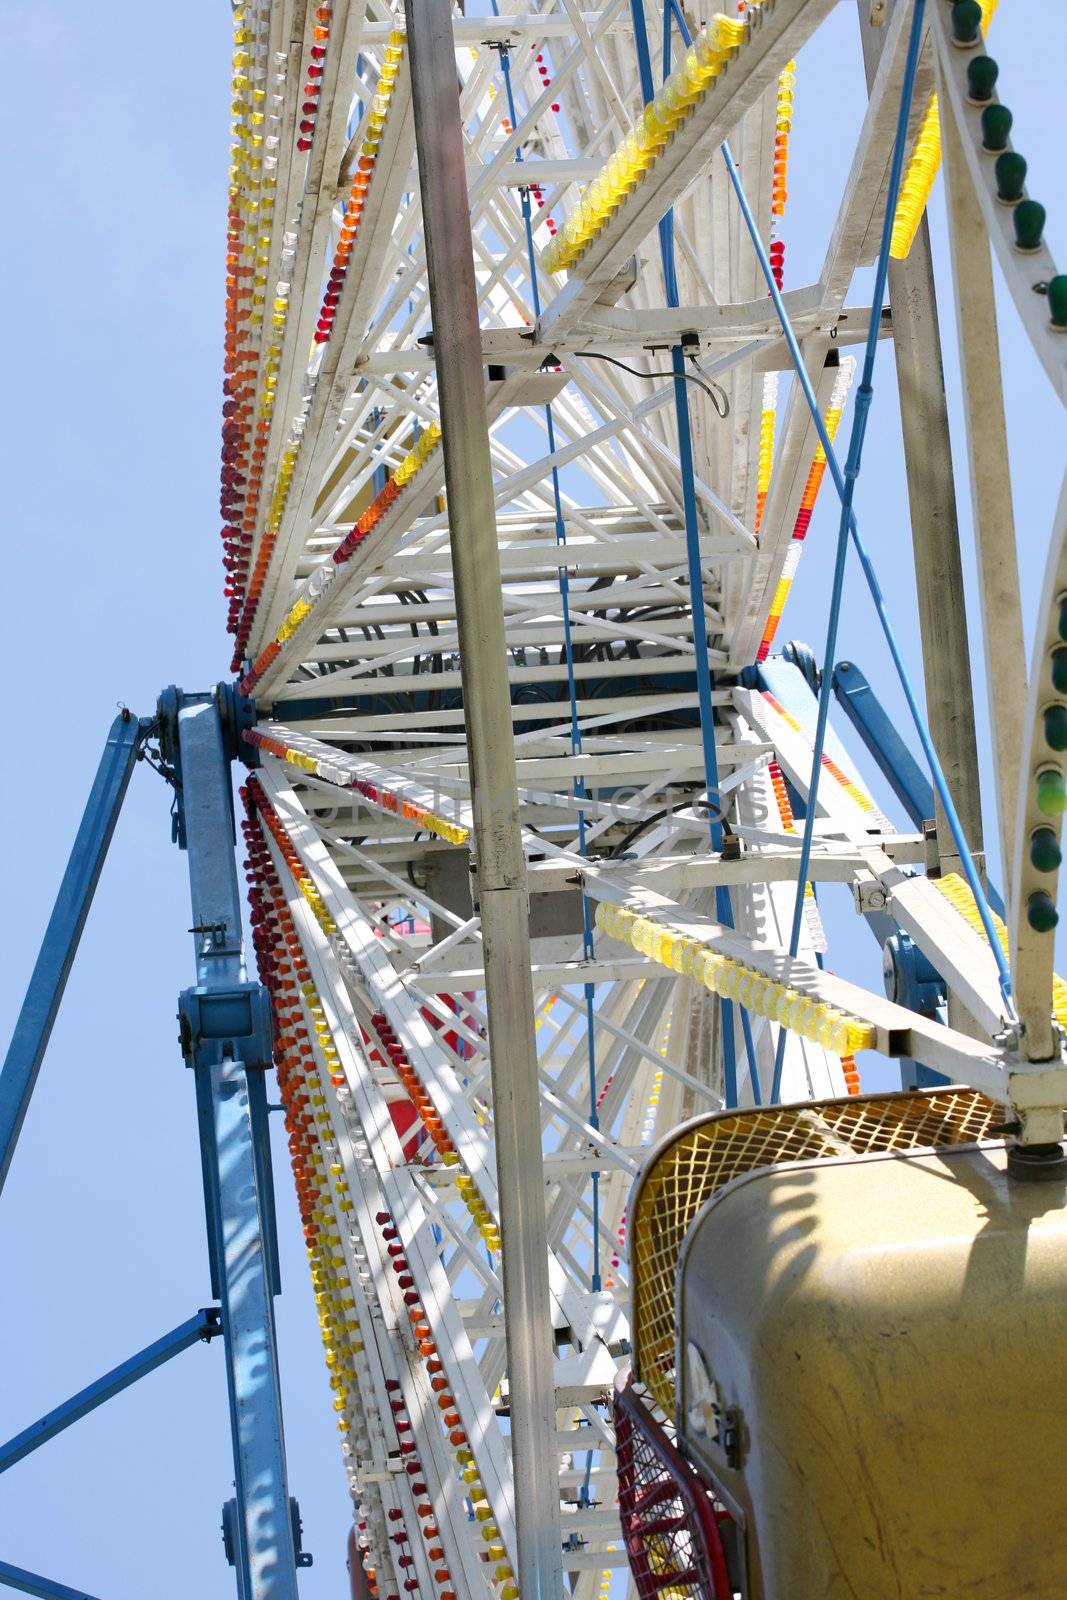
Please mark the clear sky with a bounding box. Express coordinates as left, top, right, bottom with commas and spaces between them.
0, 3, 1061, 1596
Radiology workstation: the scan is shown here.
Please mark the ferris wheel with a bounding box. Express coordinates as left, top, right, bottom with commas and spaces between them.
3, 0, 1066, 1597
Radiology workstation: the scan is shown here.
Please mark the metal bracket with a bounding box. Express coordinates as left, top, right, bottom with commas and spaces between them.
177, 981, 274, 1071
222, 1498, 313, 1571
216, 679, 259, 765
852, 874, 888, 914
198, 1306, 224, 1342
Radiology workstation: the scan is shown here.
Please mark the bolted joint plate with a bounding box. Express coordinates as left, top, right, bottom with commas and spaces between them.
215, 679, 258, 766
177, 981, 273, 1070
1006, 1026, 1067, 1145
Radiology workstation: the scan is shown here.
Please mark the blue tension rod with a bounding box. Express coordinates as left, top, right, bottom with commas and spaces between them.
766, 0, 931, 1097
0, 1310, 219, 1476
0, 710, 146, 1196
642, 0, 754, 1104
0, 1560, 109, 1600
718, 18, 1012, 1028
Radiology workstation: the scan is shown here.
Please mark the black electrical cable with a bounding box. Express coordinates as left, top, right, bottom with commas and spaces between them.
570, 350, 730, 417
607, 794, 713, 858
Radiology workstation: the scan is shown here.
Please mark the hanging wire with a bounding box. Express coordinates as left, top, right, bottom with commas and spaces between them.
572, 350, 730, 416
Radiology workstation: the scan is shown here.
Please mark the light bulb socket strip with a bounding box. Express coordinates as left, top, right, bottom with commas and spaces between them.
237, 422, 443, 692
239, 790, 419, 1600
594, 901, 876, 1056
756, 358, 855, 661
243, 777, 516, 1599
542, 12, 750, 274
242, 726, 469, 845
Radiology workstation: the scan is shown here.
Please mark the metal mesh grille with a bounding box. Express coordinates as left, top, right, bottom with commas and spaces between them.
614, 1377, 733, 1600
631, 1088, 1002, 1414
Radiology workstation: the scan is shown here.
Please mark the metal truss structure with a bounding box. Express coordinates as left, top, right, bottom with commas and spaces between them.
4, 0, 1067, 1597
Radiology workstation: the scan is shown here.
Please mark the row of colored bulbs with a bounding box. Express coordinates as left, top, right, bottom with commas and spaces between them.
369, 1212, 462, 1599
1028, 602, 1067, 934
371, 1205, 518, 1600
252, 778, 339, 938
238, 419, 445, 690
333, 423, 444, 564
246, 783, 506, 1598
241, 790, 409, 1598
541, 12, 750, 273
222, 1, 273, 635
890, 0, 999, 260
594, 901, 877, 1055
756, 357, 855, 661
944, 24, 1066, 306
762, 688, 881, 818
767, 758, 831, 960
243, 725, 470, 846
771, 60, 795, 220
296, 5, 333, 154
315, 32, 405, 345
250, 777, 502, 1332
933, 871, 1067, 1023
239, 544, 338, 689
766, 57, 795, 291
754, 372, 778, 534
365, 1012, 501, 1253
222, 3, 344, 651
228, 0, 355, 649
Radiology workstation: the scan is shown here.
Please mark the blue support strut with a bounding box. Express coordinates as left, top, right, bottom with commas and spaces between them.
167, 689, 299, 1600
831, 659, 934, 830
0, 710, 146, 1196
0, 1309, 220, 1476
0, 1560, 108, 1600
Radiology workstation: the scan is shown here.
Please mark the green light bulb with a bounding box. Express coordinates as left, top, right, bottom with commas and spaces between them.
1051, 646, 1067, 694
966, 55, 999, 103
951, 0, 983, 43
1037, 769, 1067, 817
980, 103, 1012, 152
995, 151, 1027, 203
1027, 890, 1059, 934
1014, 199, 1046, 252
1045, 704, 1067, 751
1031, 827, 1062, 874
1048, 277, 1067, 331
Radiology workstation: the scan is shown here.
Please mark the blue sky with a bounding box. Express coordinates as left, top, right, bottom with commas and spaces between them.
0, 2, 1061, 1595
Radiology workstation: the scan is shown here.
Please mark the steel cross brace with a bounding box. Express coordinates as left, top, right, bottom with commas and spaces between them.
0, 1309, 221, 1477
0, 709, 148, 1196
160, 686, 301, 1600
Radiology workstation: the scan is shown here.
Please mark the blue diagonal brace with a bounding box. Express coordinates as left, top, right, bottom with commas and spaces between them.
0, 1561, 106, 1600
0, 1309, 220, 1476
0, 711, 145, 1195
831, 659, 934, 829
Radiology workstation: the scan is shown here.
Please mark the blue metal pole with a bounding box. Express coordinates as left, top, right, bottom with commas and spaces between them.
171, 691, 299, 1600
0, 711, 145, 1195
0, 1310, 219, 1475
0, 1561, 108, 1600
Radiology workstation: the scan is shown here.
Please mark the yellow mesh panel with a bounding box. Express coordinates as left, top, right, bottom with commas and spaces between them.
630, 1088, 1002, 1415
